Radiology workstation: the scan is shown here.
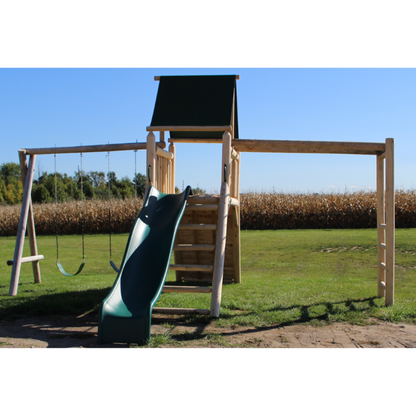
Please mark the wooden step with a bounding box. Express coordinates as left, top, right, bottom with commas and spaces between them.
173, 244, 215, 252
187, 195, 219, 205
170, 264, 214, 272
162, 285, 212, 293
7, 255, 44, 266
152, 307, 210, 315
185, 204, 218, 211
178, 224, 217, 231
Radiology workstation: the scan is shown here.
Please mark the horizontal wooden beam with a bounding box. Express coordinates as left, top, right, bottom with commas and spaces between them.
185, 204, 218, 211
7, 255, 44, 266
173, 244, 216, 251
168, 138, 223, 144
152, 307, 210, 315
147, 126, 232, 132
155, 147, 174, 160
178, 224, 217, 231
162, 285, 212, 293
170, 264, 214, 272
232, 139, 386, 155
154, 75, 240, 81
20, 142, 165, 156
187, 195, 219, 204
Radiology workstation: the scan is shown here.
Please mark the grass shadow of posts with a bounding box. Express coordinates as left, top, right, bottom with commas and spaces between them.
214, 296, 383, 340
0, 288, 111, 322
219, 296, 381, 335
271, 296, 379, 325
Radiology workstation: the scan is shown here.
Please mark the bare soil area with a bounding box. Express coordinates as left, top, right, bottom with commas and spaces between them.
1, 314, 416, 348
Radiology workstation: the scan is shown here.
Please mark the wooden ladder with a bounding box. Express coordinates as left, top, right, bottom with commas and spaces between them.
153, 193, 241, 316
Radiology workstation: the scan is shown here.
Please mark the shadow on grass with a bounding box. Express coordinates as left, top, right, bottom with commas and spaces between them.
0, 290, 382, 347
216, 296, 381, 339
148, 297, 383, 345
0, 288, 110, 322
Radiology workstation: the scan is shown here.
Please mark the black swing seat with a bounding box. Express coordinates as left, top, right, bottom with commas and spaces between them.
57, 260, 85, 277
109, 260, 119, 273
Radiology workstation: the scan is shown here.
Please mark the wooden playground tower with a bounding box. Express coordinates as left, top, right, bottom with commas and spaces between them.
9, 75, 395, 317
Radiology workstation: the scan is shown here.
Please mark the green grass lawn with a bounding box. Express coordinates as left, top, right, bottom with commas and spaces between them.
1, 229, 415, 326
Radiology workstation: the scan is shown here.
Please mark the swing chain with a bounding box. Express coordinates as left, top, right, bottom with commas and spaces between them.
134, 139, 138, 215
107, 150, 113, 262
55, 148, 86, 270
54, 151, 59, 262
80, 149, 85, 261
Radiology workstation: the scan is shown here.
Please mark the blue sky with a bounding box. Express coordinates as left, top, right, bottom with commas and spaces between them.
1, 68, 415, 193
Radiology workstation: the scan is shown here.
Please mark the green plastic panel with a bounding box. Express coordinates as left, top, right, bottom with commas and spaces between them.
150, 75, 239, 139
98, 185, 191, 345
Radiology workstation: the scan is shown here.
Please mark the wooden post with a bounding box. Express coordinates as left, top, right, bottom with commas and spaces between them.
210, 132, 232, 318
376, 154, 385, 298
18, 151, 41, 284
236, 152, 241, 203
161, 158, 167, 193
9, 155, 37, 296
385, 138, 395, 306
222, 132, 232, 186
146, 132, 157, 187
210, 181, 230, 318
169, 142, 176, 193
231, 204, 241, 284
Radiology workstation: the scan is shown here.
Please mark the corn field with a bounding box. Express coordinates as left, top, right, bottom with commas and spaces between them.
0, 198, 143, 237
240, 190, 416, 230
0, 191, 415, 237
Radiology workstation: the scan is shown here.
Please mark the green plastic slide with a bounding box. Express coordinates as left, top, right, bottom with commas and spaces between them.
98, 185, 192, 345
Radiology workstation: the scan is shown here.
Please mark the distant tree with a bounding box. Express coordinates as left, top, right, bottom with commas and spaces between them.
88, 171, 106, 188
32, 184, 51, 203
34, 171, 48, 186
133, 173, 147, 198
0, 162, 20, 185
107, 171, 118, 187
0, 161, 150, 204
73, 170, 95, 199
192, 186, 206, 195
43, 173, 67, 202
0, 163, 23, 204
118, 176, 134, 200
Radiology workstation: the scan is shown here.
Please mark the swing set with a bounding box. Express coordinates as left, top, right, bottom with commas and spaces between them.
8, 75, 396, 322
54, 151, 85, 277
8, 142, 150, 290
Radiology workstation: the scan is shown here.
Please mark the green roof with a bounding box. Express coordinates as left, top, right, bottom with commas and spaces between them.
150, 75, 239, 139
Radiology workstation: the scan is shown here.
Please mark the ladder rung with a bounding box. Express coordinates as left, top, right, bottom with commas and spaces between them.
187, 195, 219, 205
185, 204, 218, 211
379, 243, 387, 249
7, 255, 44, 266
380, 262, 387, 270
380, 223, 387, 229
170, 264, 214, 272
152, 307, 210, 315
162, 285, 212, 293
178, 224, 217, 231
173, 244, 215, 252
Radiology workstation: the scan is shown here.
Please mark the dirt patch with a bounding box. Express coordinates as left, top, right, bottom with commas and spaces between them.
1, 314, 416, 348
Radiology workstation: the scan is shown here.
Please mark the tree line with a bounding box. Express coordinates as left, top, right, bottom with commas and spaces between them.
0, 161, 147, 205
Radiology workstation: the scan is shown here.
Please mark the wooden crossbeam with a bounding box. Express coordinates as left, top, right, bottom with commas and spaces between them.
232, 139, 385, 155
7, 255, 44, 266
20, 142, 165, 156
